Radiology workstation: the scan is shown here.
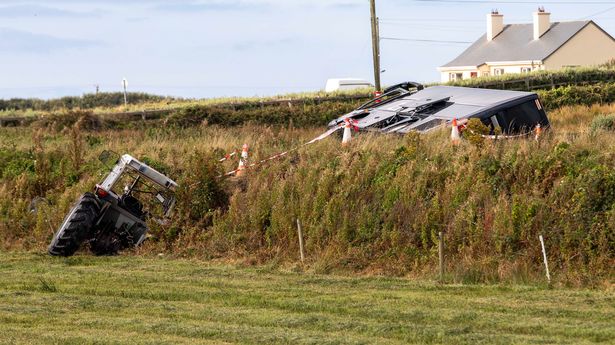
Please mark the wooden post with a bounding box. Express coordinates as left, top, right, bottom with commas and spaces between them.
369, 0, 381, 91
539, 235, 551, 283
438, 231, 444, 281
296, 219, 305, 263
550, 76, 555, 89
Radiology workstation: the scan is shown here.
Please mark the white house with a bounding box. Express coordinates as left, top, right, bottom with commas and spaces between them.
438, 9, 615, 82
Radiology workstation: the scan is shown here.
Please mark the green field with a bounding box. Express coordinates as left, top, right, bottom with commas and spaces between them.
0, 252, 613, 345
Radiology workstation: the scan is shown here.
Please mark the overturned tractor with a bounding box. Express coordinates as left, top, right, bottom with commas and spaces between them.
48, 151, 177, 256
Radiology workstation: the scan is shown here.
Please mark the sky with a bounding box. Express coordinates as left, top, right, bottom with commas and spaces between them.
0, 0, 613, 99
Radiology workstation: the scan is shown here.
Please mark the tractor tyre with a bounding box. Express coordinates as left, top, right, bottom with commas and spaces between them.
48, 193, 100, 257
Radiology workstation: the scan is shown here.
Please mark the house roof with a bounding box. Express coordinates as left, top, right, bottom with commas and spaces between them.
441, 20, 594, 68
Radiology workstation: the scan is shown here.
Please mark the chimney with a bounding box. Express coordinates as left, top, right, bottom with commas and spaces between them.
487, 10, 504, 41
533, 7, 551, 40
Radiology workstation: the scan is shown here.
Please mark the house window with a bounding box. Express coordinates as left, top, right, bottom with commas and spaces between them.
470, 72, 478, 78
449, 73, 463, 81
494, 68, 505, 76
482, 72, 490, 77
520, 67, 532, 73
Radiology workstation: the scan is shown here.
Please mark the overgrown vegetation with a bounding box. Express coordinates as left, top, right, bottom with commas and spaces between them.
2, 252, 613, 344
0, 89, 374, 119
1, 103, 614, 286
537, 83, 615, 110
2, 64, 614, 122
0, 92, 171, 112
446, 64, 615, 91
590, 114, 615, 132
163, 98, 365, 127
4, 82, 610, 129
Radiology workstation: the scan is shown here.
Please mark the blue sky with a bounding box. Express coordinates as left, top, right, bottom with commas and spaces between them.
0, 0, 613, 99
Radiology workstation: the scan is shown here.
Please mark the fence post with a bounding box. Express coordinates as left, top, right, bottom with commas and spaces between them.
296, 219, 305, 263
539, 235, 551, 284
550, 76, 555, 89
438, 231, 444, 281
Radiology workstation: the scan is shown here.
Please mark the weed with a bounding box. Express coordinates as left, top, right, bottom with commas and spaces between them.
37, 278, 57, 293
590, 114, 615, 132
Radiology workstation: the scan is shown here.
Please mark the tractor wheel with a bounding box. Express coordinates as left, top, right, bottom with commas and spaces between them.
48, 193, 100, 257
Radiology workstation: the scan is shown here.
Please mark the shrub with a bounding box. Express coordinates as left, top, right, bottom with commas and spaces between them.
590, 114, 615, 132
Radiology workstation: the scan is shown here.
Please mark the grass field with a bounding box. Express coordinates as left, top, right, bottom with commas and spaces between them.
0, 252, 613, 345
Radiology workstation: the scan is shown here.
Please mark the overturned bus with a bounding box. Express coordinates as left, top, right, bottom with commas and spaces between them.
328, 83, 550, 135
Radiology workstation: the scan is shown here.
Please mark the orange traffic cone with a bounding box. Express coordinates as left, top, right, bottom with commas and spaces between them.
451, 118, 461, 145
534, 124, 542, 141
342, 119, 352, 145
235, 143, 248, 177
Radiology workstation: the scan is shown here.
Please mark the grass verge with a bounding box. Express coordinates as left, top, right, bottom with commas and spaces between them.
0, 252, 613, 345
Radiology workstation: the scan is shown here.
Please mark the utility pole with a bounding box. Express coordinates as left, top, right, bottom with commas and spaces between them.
370, 0, 381, 92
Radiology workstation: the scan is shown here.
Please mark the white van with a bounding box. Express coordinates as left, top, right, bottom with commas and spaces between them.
325, 78, 373, 92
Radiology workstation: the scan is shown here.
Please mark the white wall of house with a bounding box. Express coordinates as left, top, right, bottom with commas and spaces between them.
439, 63, 543, 82
438, 67, 477, 82
438, 10, 615, 82
439, 70, 476, 82
488, 63, 543, 76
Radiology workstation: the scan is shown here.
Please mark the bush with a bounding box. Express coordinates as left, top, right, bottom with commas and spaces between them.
590, 114, 615, 132
163, 99, 365, 127
446, 66, 615, 91
538, 83, 615, 110
0, 92, 171, 112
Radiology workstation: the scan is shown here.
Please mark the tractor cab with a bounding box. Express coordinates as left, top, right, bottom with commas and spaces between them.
95, 151, 177, 222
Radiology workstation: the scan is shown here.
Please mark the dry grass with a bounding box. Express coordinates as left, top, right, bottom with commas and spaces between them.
0, 103, 614, 286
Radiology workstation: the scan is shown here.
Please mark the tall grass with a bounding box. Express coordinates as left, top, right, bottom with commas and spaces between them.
0, 103, 614, 286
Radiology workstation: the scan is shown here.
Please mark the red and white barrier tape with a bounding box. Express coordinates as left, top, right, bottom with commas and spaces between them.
220, 125, 343, 177
343, 118, 360, 132
218, 150, 238, 162
464, 128, 533, 140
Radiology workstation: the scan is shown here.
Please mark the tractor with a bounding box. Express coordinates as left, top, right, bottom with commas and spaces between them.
48, 151, 178, 256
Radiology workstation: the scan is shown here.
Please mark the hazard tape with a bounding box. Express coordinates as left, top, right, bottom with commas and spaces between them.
465, 128, 533, 140
343, 118, 360, 132
220, 125, 343, 177
218, 150, 238, 162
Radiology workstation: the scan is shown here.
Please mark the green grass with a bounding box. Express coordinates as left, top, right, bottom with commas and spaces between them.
0, 252, 613, 345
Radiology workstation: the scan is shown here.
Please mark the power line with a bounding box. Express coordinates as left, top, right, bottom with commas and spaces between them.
379, 22, 483, 31
412, 0, 615, 4
379, 19, 482, 25
380, 37, 473, 44
381, 17, 482, 22
579, 5, 615, 20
